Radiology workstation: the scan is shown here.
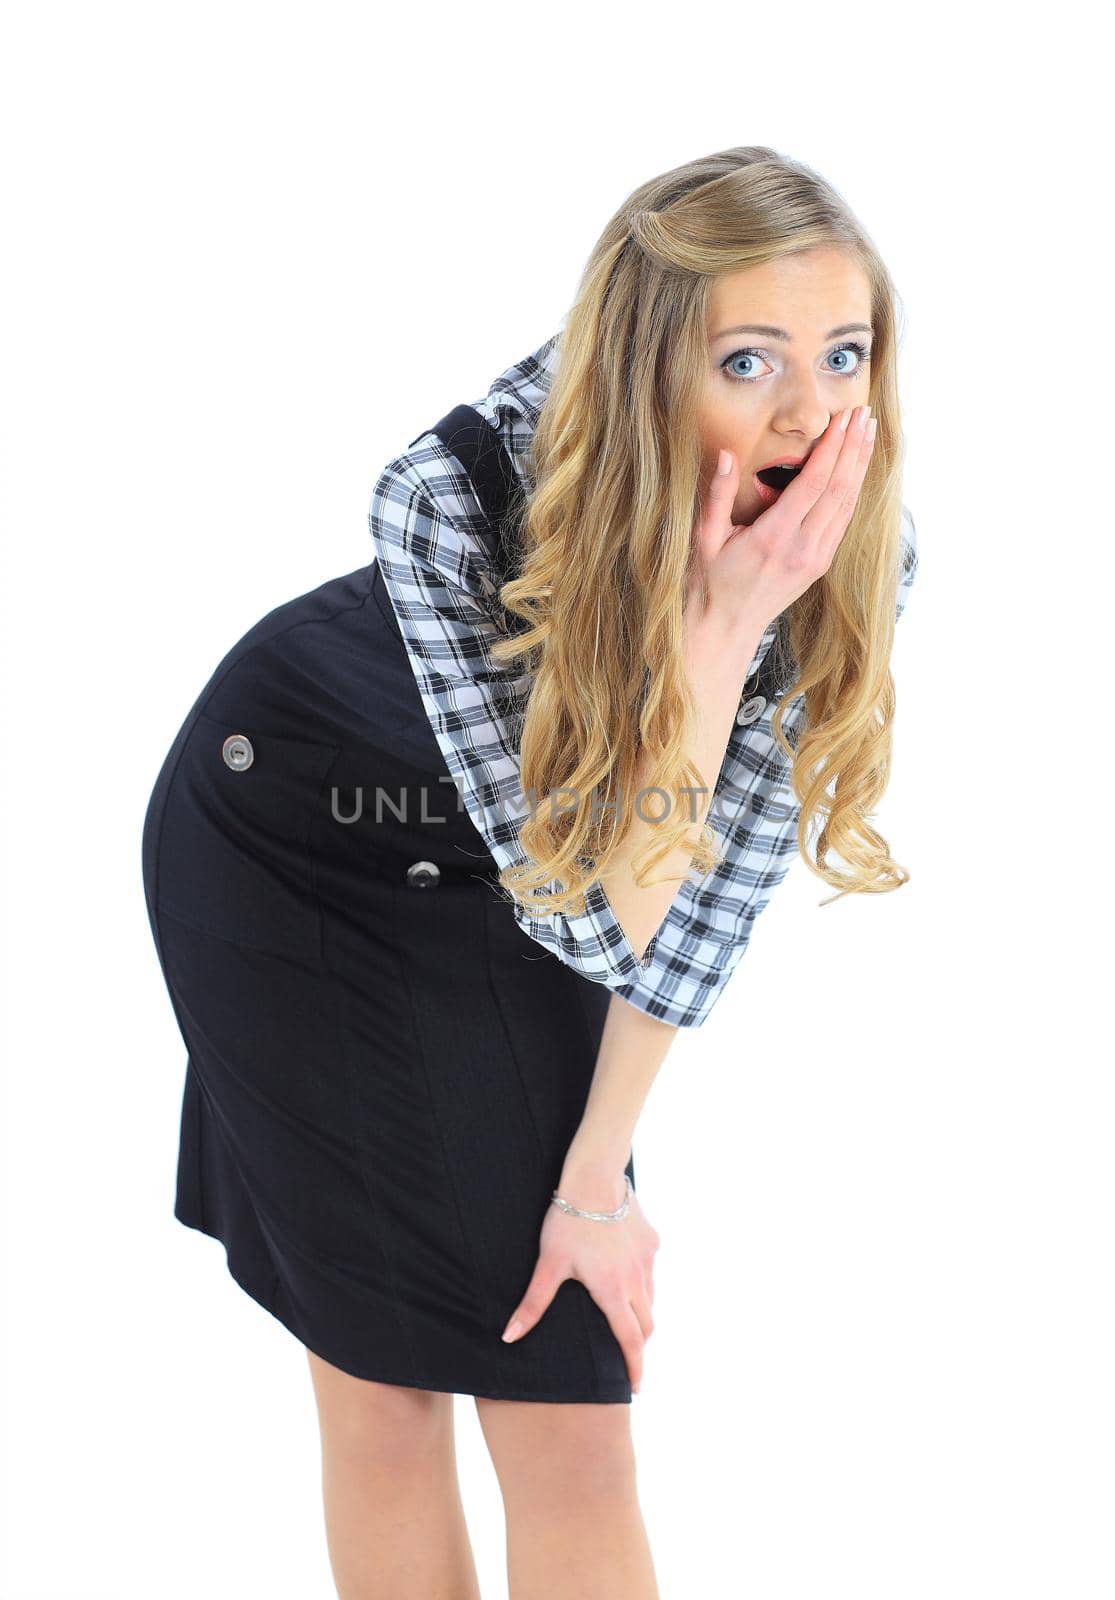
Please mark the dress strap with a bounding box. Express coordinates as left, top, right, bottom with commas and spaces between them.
414, 404, 526, 590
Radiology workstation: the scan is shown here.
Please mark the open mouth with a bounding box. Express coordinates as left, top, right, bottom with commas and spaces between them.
756, 464, 803, 490
753, 463, 803, 505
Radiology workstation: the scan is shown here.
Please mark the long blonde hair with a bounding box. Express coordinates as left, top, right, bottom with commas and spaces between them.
489, 145, 912, 920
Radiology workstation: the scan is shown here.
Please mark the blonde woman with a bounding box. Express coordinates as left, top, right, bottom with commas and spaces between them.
141, 144, 918, 1598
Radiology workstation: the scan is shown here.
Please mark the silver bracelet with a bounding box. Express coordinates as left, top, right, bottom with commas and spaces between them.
550, 1172, 633, 1222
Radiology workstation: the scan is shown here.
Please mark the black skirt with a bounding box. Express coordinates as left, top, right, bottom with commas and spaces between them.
141, 559, 636, 1404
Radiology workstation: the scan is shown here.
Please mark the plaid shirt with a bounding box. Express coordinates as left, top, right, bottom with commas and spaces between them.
368, 333, 919, 1029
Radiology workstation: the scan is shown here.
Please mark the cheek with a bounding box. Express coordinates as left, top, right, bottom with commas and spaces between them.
700, 394, 753, 451
710, 428, 761, 481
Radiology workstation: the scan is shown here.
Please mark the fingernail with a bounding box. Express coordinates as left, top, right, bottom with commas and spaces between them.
717, 448, 731, 475
867, 417, 878, 440
839, 410, 851, 431
501, 1319, 523, 1342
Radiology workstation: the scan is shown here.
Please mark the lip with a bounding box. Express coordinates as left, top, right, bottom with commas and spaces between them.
752, 453, 809, 508
753, 475, 784, 508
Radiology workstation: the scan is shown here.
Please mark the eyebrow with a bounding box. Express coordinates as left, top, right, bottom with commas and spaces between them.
712, 322, 874, 342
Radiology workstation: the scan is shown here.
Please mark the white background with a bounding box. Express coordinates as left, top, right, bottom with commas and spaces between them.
2, 2, 1111, 1596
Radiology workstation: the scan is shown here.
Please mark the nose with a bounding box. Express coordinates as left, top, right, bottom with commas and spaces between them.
772, 377, 835, 441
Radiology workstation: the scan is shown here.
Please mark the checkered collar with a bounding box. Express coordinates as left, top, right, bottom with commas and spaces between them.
485, 330, 562, 429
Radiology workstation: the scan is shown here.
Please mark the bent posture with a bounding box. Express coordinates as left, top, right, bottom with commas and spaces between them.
141, 143, 919, 1598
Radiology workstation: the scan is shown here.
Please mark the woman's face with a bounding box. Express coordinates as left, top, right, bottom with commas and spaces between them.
698, 246, 875, 525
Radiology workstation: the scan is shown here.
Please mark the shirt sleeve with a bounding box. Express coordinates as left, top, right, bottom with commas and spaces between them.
601, 692, 808, 1028
367, 457, 657, 990
896, 503, 919, 622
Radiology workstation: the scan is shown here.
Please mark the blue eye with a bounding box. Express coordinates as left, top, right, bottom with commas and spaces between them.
825, 341, 870, 376
719, 339, 872, 385
722, 350, 769, 382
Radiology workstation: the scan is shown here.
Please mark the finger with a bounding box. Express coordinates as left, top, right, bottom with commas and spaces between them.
813, 408, 878, 556
694, 447, 741, 565
502, 1256, 566, 1342
771, 405, 855, 514
826, 403, 875, 480
630, 1293, 655, 1341
775, 404, 868, 529
605, 1299, 647, 1391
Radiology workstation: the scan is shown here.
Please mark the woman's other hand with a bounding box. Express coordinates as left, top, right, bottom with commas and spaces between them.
500, 1167, 660, 1394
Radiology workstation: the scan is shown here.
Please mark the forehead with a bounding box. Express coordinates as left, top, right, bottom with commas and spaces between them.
707, 247, 872, 331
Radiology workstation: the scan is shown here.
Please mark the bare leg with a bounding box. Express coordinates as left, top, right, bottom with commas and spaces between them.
475, 1396, 659, 1599
306, 1348, 481, 1600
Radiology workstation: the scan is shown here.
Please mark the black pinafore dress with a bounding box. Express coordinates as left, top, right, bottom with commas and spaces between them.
140, 406, 637, 1405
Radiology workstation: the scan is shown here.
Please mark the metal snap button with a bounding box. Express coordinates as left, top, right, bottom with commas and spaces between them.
221, 733, 254, 771
405, 859, 441, 889
735, 695, 767, 728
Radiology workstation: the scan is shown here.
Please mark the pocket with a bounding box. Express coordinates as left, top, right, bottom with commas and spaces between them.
153, 710, 341, 960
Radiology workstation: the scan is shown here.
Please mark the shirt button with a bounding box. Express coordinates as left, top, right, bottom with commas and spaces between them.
406, 860, 441, 889
221, 733, 254, 771
735, 695, 767, 728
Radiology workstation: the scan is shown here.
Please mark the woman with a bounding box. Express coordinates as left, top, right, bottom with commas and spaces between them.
141, 143, 918, 1598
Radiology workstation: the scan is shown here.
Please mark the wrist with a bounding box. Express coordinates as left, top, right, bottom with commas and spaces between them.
684, 601, 767, 686
557, 1150, 630, 1212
